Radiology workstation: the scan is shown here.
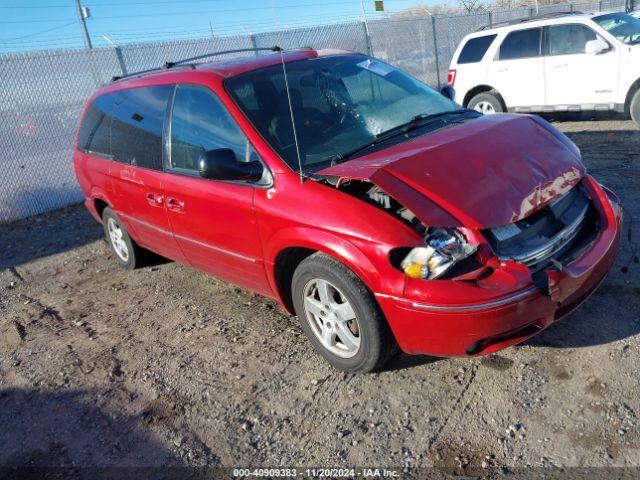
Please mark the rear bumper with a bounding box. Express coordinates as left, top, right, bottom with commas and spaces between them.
377, 178, 622, 357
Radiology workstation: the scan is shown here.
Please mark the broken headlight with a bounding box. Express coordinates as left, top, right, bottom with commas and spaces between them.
400, 228, 477, 280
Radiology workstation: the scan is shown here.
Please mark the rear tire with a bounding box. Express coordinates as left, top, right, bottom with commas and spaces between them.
468, 91, 504, 114
102, 207, 145, 270
631, 89, 640, 128
291, 253, 398, 373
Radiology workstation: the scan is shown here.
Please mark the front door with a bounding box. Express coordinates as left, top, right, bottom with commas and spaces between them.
488, 26, 545, 108
544, 23, 619, 106
162, 83, 271, 295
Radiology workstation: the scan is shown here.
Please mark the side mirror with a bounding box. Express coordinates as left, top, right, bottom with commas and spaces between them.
440, 85, 456, 101
585, 38, 609, 55
198, 148, 263, 182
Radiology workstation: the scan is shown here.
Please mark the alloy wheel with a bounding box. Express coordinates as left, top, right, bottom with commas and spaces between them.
474, 101, 496, 114
107, 217, 129, 262
302, 278, 361, 358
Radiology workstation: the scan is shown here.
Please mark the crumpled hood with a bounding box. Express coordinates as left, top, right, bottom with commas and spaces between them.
318, 114, 585, 229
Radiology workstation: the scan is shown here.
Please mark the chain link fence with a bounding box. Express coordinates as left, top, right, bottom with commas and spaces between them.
0, 0, 630, 223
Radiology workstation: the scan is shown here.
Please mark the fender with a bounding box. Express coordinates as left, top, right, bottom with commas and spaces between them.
88, 188, 144, 245
87, 187, 111, 221
263, 226, 403, 311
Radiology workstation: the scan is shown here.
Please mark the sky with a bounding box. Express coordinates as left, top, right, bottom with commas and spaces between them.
0, 0, 425, 53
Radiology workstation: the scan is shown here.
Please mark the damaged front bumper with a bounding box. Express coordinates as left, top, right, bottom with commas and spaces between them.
375, 176, 622, 357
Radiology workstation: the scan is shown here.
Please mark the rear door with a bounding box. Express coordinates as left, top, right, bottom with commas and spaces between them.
544, 23, 618, 106
161, 83, 271, 295
488, 27, 545, 108
450, 34, 497, 102
108, 85, 186, 262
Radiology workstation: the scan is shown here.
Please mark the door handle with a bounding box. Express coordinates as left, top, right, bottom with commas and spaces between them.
166, 197, 185, 212
146, 192, 164, 207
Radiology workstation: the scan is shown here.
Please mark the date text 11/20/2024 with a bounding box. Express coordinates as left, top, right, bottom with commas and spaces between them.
232, 468, 400, 477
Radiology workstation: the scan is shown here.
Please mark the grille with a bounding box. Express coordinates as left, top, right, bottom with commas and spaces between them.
484, 185, 595, 269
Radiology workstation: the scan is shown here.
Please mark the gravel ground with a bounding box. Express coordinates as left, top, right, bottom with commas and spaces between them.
0, 118, 639, 475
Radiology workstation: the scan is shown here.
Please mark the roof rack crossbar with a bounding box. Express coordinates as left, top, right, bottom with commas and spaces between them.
111, 45, 282, 82
476, 11, 582, 31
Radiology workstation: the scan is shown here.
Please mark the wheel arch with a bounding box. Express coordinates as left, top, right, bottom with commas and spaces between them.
463, 85, 507, 111
267, 228, 384, 315
624, 77, 640, 115
94, 198, 109, 219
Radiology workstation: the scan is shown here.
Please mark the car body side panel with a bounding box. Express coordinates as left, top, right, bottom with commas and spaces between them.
255, 171, 419, 307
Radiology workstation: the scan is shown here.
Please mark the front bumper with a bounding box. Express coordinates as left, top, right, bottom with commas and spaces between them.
376, 177, 622, 357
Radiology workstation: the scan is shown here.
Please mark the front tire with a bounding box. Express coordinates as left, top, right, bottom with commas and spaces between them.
292, 253, 397, 373
468, 91, 504, 114
631, 89, 640, 128
102, 207, 145, 270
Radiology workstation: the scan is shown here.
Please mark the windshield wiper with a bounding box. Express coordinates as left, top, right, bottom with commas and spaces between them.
327, 109, 475, 165
378, 109, 472, 138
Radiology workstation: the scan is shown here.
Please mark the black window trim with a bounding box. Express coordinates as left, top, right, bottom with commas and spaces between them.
543, 23, 613, 57
110, 84, 173, 172
497, 26, 544, 61
79, 86, 171, 172
77, 93, 116, 159
457, 34, 498, 64
164, 82, 272, 188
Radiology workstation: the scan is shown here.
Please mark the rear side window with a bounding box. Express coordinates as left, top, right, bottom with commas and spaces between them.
110, 85, 173, 169
499, 28, 542, 60
457, 35, 497, 64
548, 24, 597, 55
77, 94, 115, 157
169, 84, 255, 172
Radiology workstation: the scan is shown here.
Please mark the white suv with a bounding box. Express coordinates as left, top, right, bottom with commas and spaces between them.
448, 11, 640, 126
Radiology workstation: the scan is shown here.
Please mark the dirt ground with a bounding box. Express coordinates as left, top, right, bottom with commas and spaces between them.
1, 117, 639, 475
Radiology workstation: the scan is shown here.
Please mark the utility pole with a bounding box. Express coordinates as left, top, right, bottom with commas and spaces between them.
360, 0, 373, 56
360, 0, 370, 34
75, 0, 93, 49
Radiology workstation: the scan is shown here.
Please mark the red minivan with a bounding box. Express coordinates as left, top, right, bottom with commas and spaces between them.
74, 48, 621, 373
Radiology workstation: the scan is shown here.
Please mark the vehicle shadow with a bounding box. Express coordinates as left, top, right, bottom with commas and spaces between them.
539, 110, 631, 124
0, 202, 103, 271
524, 231, 640, 350
0, 201, 169, 271
0, 388, 178, 471
382, 353, 442, 372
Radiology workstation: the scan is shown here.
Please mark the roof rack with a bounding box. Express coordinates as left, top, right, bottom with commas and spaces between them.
111, 46, 282, 82
477, 11, 583, 31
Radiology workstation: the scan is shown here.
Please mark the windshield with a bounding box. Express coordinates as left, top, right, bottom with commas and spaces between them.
593, 13, 640, 45
225, 54, 459, 172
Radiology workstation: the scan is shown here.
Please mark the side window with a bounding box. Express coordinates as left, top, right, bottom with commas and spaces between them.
548, 24, 598, 56
499, 28, 543, 60
77, 93, 115, 157
169, 84, 255, 172
457, 34, 497, 64
110, 85, 172, 169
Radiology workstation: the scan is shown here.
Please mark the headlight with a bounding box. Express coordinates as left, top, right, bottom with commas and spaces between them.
400, 228, 476, 279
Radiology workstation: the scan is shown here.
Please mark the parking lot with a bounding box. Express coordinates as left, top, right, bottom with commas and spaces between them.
1, 118, 639, 473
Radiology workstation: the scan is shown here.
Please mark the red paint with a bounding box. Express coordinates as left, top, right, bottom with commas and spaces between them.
74, 50, 622, 358
318, 114, 585, 228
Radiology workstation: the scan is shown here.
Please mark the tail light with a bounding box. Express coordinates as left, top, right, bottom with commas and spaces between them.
447, 69, 457, 87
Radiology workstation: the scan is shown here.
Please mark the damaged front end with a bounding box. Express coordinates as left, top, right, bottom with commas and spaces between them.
328, 175, 603, 299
